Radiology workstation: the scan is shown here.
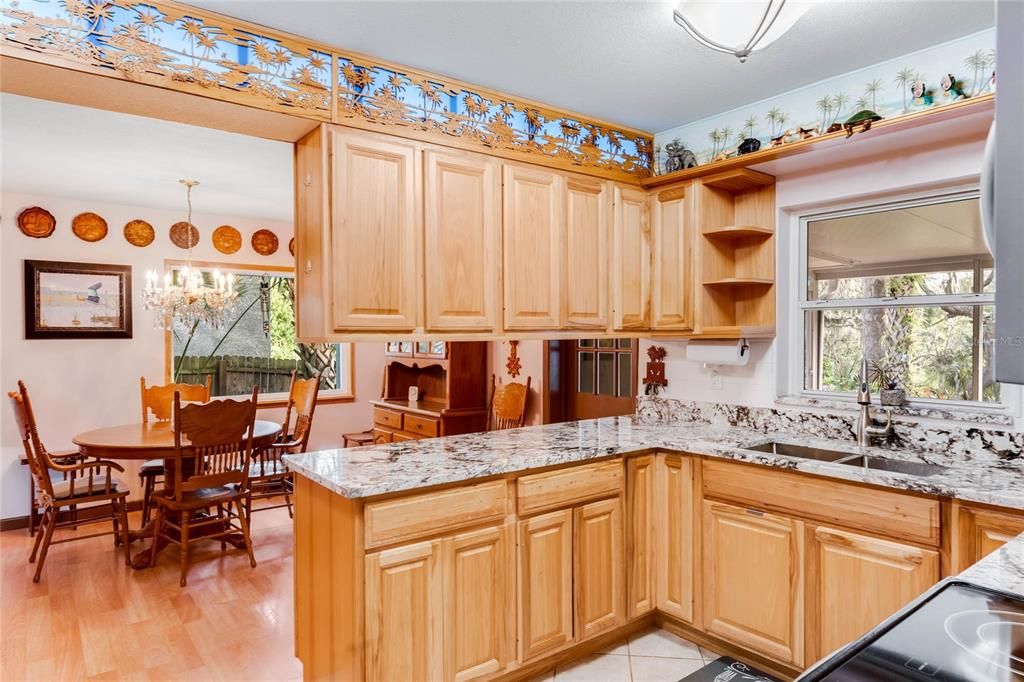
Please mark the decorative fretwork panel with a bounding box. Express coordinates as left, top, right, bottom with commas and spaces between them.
1, 0, 334, 117
336, 56, 652, 176
1, 0, 653, 179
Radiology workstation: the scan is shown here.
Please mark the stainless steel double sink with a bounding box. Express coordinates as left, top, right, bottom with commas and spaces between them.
743, 441, 949, 477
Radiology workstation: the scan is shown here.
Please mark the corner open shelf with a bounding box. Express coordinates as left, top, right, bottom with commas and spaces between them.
695, 168, 776, 337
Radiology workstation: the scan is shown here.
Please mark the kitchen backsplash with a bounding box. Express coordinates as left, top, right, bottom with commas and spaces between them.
635, 396, 1023, 463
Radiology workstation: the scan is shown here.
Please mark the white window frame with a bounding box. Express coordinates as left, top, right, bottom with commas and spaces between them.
778, 186, 1022, 419
164, 260, 353, 402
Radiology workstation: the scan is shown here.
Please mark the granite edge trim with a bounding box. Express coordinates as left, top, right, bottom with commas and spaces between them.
284, 437, 1024, 510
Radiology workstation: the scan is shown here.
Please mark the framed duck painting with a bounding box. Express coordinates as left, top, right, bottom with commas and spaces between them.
24, 260, 132, 339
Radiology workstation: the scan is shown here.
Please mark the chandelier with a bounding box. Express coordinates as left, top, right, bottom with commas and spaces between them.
673, 0, 809, 63
143, 180, 237, 329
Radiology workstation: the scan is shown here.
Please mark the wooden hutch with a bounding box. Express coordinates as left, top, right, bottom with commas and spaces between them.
370, 342, 489, 443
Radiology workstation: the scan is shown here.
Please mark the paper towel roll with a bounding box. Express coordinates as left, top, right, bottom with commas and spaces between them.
685, 339, 750, 366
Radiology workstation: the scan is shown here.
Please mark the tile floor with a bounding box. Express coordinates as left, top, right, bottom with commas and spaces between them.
532, 627, 724, 682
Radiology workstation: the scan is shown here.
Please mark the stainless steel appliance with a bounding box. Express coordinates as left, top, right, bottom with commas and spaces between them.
982, 0, 1024, 384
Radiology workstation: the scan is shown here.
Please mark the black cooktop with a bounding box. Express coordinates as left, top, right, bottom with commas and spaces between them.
799, 579, 1024, 681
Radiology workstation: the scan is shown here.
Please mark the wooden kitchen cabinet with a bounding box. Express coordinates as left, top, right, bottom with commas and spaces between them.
565, 176, 610, 329
956, 504, 1024, 570
627, 455, 656, 618
519, 508, 574, 660
703, 500, 805, 667
442, 525, 514, 681
656, 453, 695, 623
329, 128, 421, 331
574, 497, 626, 640
424, 149, 500, 332
807, 526, 939, 661
611, 184, 651, 331
503, 163, 565, 330
650, 183, 692, 331
365, 540, 444, 681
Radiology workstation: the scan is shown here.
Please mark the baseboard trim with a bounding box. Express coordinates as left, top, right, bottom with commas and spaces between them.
0, 499, 143, 532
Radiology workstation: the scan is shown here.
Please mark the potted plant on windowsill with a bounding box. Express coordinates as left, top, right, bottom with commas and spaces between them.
869, 358, 907, 407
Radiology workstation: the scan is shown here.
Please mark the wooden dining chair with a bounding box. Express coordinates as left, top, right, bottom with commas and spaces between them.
487, 375, 531, 430
9, 380, 130, 582
149, 387, 259, 586
138, 376, 212, 526
248, 371, 321, 518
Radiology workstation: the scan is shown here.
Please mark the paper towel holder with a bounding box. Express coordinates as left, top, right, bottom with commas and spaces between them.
686, 338, 751, 370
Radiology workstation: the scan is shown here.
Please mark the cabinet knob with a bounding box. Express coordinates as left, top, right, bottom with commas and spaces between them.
305, 259, 313, 274
745, 507, 764, 517
304, 174, 312, 187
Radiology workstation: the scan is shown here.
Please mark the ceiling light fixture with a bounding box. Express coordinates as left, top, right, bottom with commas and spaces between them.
143, 180, 237, 330
673, 0, 809, 63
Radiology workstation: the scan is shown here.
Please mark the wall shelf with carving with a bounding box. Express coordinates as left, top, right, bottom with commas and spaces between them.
642, 94, 995, 189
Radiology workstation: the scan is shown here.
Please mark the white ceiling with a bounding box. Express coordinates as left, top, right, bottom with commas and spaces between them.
0, 94, 293, 220
187, 0, 995, 133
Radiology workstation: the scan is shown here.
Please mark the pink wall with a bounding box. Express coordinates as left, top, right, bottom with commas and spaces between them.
0, 192, 384, 520
489, 340, 546, 426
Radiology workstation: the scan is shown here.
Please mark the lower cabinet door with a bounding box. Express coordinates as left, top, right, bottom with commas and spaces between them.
958, 505, 1024, 571
365, 540, 444, 681
442, 525, 513, 681
519, 509, 574, 660
810, 526, 939, 660
656, 453, 695, 623
703, 500, 805, 667
575, 497, 626, 640
627, 456, 656, 618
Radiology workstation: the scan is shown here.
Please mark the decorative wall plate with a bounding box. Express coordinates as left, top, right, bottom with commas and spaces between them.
17, 206, 56, 238
212, 225, 242, 254
72, 212, 108, 242
123, 219, 155, 247
251, 229, 279, 256
170, 221, 200, 249
288, 237, 295, 257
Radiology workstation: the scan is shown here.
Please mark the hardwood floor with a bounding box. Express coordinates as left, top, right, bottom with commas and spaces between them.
0, 505, 301, 681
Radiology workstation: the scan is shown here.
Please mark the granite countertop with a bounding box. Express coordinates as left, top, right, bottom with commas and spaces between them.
284, 415, 1024, 509
960, 531, 1024, 598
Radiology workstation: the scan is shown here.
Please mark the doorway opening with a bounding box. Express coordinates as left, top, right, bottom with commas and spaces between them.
544, 339, 638, 423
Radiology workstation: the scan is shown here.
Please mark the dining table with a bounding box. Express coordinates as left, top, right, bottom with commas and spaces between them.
73, 419, 282, 569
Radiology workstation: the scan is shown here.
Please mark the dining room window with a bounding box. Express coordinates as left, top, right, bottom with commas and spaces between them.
798, 192, 999, 405
167, 263, 351, 399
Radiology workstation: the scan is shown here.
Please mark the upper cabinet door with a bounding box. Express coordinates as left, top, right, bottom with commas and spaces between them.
330, 129, 420, 331
503, 164, 564, 330
424, 149, 500, 332
612, 185, 651, 331
651, 184, 692, 330
564, 176, 609, 330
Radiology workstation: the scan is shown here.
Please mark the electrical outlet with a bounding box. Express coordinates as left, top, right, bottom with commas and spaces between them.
710, 367, 723, 390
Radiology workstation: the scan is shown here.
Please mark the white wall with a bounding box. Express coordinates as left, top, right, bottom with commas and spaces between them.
641, 135, 1024, 432
0, 192, 383, 520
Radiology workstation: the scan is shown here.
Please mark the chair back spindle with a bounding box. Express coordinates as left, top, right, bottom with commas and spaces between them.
171, 386, 258, 501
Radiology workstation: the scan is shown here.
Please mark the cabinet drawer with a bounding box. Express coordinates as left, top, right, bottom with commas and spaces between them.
404, 414, 439, 438
518, 460, 623, 516
373, 407, 403, 430
702, 459, 940, 546
365, 479, 508, 549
